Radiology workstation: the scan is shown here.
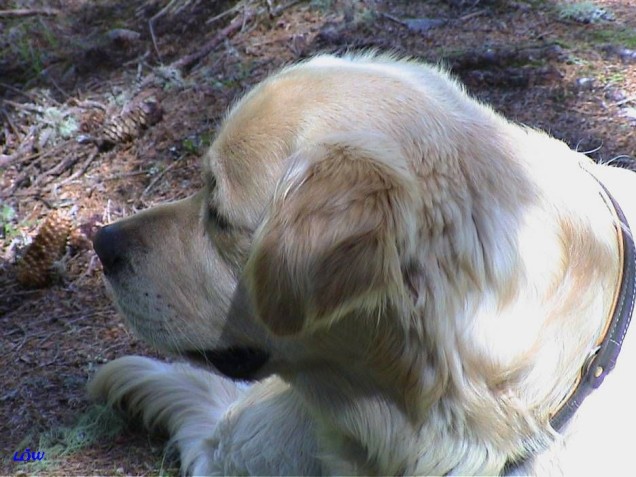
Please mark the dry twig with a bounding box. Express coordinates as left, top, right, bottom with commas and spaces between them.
140, 158, 182, 199
0, 8, 59, 18
447, 43, 565, 72
57, 147, 100, 187
1, 143, 70, 197
206, 1, 245, 25
35, 344, 61, 368
616, 96, 636, 107
459, 9, 487, 22
40, 153, 81, 180
171, 9, 256, 71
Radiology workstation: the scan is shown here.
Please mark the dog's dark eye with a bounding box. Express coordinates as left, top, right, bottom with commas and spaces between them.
204, 172, 231, 231
208, 204, 231, 231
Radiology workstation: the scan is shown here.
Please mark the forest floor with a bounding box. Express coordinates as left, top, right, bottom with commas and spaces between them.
1, 0, 636, 474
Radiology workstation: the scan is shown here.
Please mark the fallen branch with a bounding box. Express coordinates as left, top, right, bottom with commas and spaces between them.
145, 0, 298, 79
58, 147, 99, 186
12, 146, 81, 194
0, 140, 34, 169
1, 145, 62, 196
35, 344, 61, 368
0, 8, 60, 18
446, 43, 565, 72
616, 96, 636, 107
102, 170, 150, 181
171, 9, 256, 72
459, 9, 487, 22
205, 1, 246, 25
40, 153, 80, 180
0, 81, 41, 102
0, 122, 37, 169
3, 98, 42, 114
57, 146, 99, 187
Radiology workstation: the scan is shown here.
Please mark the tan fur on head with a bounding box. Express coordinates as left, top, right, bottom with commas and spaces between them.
89, 53, 636, 475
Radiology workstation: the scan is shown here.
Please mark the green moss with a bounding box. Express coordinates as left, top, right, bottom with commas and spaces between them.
18, 404, 126, 473
556, 1, 614, 24
588, 27, 636, 49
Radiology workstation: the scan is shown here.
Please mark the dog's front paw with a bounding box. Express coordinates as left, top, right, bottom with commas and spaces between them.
89, 355, 244, 474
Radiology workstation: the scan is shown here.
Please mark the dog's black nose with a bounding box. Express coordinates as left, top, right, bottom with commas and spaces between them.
92, 224, 128, 275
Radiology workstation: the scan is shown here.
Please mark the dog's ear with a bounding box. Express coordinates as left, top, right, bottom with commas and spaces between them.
245, 135, 417, 336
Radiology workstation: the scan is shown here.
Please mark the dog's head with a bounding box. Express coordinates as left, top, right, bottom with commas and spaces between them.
94, 55, 444, 381
92, 55, 542, 389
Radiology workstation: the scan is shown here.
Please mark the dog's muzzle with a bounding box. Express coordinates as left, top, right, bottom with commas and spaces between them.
185, 347, 270, 381
93, 224, 271, 381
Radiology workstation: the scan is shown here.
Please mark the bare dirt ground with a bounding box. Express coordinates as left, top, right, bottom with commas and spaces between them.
1, 0, 636, 474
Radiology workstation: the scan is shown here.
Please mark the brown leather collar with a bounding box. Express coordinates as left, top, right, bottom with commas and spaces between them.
504, 171, 635, 474
549, 174, 636, 431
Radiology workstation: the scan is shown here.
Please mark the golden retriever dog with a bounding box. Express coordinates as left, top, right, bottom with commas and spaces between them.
89, 53, 636, 475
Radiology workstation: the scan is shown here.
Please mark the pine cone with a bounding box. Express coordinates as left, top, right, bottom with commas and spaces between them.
80, 109, 106, 134
68, 225, 92, 251
16, 210, 72, 288
100, 96, 162, 146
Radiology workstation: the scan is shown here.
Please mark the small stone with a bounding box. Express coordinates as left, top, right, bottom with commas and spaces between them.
404, 18, 447, 33
604, 88, 627, 102
576, 77, 595, 91
106, 29, 141, 43
623, 107, 636, 121
618, 48, 636, 63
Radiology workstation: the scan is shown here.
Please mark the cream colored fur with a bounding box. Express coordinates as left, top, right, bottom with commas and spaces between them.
88, 54, 636, 475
